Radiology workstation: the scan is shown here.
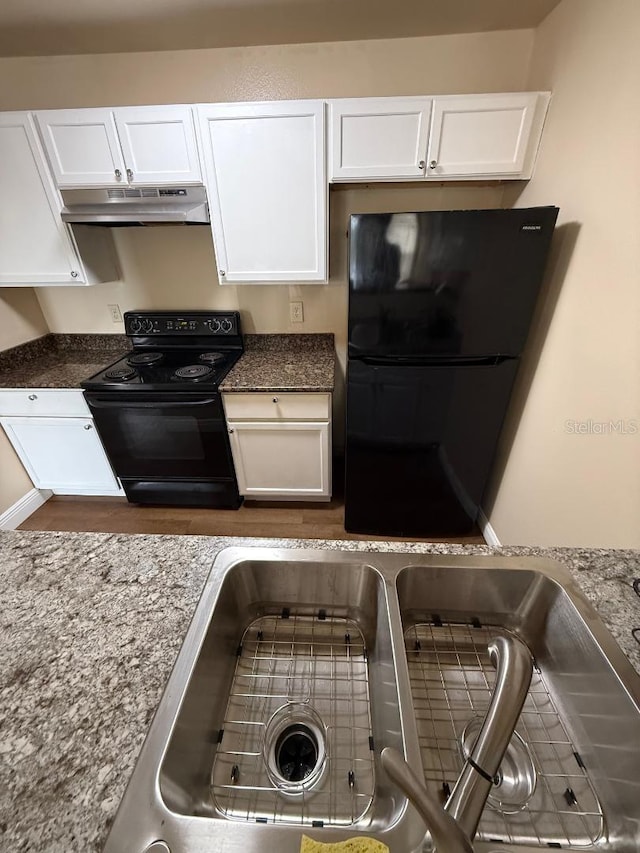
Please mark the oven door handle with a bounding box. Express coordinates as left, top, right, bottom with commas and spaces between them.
87, 398, 219, 409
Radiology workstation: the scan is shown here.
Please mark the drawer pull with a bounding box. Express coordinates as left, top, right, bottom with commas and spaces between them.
84, 424, 93, 430
272, 397, 279, 403
28, 394, 38, 401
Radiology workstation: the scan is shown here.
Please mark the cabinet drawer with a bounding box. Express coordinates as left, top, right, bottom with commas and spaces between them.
223, 392, 331, 421
0, 389, 90, 417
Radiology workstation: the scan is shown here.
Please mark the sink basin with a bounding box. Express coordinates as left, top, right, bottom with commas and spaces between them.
159, 559, 409, 835
396, 563, 640, 852
103, 549, 640, 853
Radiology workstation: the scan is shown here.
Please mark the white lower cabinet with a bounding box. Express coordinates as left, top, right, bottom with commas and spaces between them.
223, 392, 332, 501
0, 390, 122, 496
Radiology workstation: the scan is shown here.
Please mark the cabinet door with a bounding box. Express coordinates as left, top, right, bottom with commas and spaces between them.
0, 113, 86, 285
114, 105, 202, 185
228, 421, 331, 499
36, 108, 126, 187
426, 93, 539, 178
197, 101, 327, 283
0, 416, 122, 495
329, 97, 431, 181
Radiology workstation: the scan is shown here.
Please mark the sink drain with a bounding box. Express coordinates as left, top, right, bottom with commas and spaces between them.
264, 703, 327, 795
461, 716, 537, 814
275, 724, 319, 782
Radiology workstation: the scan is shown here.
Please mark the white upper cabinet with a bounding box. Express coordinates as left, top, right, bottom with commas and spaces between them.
114, 106, 202, 185
35, 105, 201, 188
0, 112, 108, 286
197, 101, 327, 284
328, 92, 549, 182
426, 93, 545, 179
36, 108, 126, 187
328, 97, 432, 181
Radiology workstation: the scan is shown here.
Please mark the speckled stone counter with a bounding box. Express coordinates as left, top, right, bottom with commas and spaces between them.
1, 531, 638, 852
220, 334, 335, 392
0, 334, 127, 389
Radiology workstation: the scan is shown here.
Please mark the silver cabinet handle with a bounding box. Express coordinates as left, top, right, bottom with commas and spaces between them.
429, 160, 437, 169
272, 397, 279, 403
126, 168, 133, 181
84, 423, 93, 430
228, 428, 234, 434
70, 270, 79, 278
115, 169, 122, 179
28, 394, 37, 401
418, 160, 425, 170
220, 270, 226, 277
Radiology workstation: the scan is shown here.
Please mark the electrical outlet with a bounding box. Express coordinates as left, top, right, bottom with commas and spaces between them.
108, 304, 122, 324
290, 301, 304, 323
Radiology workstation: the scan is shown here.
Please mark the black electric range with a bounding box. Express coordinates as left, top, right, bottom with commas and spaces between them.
82, 310, 243, 508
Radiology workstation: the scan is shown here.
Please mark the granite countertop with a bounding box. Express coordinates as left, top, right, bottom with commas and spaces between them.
0, 334, 128, 389
220, 333, 336, 392
1, 531, 638, 852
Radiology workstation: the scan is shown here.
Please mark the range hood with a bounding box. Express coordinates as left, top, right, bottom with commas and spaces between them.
60, 186, 209, 226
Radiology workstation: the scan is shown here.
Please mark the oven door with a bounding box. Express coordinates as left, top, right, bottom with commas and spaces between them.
84, 392, 234, 481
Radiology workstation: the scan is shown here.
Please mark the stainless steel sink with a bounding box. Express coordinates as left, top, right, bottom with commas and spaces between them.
157, 558, 413, 838
396, 562, 640, 852
103, 549, 640, 853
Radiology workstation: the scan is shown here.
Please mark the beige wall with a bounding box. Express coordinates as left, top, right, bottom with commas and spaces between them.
484, 0, 640, 547
0, 289, 48, 349
0, 30, 533, 109
0, 291, 48, 517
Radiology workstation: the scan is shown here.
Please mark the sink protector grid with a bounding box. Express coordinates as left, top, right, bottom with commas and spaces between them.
211, 613, 375, 825
405, 621, 604, 848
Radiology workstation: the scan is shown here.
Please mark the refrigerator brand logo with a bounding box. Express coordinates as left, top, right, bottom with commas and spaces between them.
521, 224, 543, 231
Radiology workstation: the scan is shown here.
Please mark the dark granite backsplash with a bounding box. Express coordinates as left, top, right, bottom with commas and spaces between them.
243, 333, 334, 352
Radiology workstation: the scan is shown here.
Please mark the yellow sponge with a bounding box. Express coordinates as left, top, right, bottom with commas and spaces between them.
300, 835, 389, 853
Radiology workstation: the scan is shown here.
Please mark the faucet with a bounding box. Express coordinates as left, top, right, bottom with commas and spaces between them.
382, 634, 533, 853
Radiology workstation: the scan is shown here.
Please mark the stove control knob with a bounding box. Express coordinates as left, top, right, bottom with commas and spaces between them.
221, 318, 233, 333
129, 318, 142, 334
209, 318, 221, 333
141, 319, 153, 333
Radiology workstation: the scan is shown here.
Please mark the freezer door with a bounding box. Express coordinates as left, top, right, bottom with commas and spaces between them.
344, 358, 519, 536
348, 207, 558, 358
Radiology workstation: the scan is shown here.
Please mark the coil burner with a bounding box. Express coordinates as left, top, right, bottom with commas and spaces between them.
127, 352, 164, 367
199, 351, 226, 365
104, 366, 136, 381
173, 365, 213, 381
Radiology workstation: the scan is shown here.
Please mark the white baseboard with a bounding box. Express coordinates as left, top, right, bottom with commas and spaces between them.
478, 507, 501, 547
0, 488, 52, 530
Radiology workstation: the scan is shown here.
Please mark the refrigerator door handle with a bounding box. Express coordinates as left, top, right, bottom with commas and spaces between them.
357, 354, 515, 368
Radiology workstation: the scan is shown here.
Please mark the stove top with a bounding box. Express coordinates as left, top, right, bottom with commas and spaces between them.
82, 311, 243, 392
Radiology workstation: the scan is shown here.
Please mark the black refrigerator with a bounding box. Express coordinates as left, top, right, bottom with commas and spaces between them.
345, 206, 559, 537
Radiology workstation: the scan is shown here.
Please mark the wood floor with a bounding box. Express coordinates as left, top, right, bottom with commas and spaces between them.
19, 478, 485, 544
